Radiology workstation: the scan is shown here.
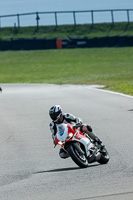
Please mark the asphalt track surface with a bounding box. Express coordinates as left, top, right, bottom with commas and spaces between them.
0, 84, 133, 200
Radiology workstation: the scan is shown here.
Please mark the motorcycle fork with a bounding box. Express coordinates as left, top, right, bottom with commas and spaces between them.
73, 142, 85, 156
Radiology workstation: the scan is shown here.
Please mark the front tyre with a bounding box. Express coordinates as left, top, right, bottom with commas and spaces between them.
98, 147, 110, 164
67, 144, 88, 168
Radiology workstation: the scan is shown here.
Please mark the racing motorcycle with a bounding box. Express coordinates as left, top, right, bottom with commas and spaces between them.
54, 123, 109, 168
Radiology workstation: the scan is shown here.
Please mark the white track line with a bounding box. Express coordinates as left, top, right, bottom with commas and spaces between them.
89, 85, 133, 99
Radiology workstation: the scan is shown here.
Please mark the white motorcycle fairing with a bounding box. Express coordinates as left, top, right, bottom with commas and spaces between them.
72, 129, 94, 157
56, 123, 94, 157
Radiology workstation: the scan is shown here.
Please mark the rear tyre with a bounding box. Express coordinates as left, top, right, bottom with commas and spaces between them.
98, 147, 110, 164
67, 144, 88, 168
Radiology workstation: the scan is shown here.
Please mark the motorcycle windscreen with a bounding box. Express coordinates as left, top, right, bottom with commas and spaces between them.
57, 123, 68, 141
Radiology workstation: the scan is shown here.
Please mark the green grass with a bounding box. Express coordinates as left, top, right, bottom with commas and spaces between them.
0, 47, 133, 95
1, 22, 133, 40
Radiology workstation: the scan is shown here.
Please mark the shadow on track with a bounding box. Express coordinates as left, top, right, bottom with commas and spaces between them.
35, 164, 99, 174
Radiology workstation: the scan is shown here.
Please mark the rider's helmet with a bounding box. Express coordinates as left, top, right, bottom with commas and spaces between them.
49, 105, 63, 123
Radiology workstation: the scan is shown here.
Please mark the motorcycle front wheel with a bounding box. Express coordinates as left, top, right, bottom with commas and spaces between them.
67, 144, 88, 168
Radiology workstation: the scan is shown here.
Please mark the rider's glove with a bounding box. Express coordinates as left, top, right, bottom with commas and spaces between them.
94, 137, 102, 144
75, 117, 83, 124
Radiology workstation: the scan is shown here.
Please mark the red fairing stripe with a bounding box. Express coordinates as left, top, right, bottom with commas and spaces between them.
54, 135, 60, 145
67, 124, 75, 134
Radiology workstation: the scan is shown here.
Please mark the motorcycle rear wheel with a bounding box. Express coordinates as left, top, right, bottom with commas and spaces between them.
98, 147, 110, 164
67, 144, 88, 168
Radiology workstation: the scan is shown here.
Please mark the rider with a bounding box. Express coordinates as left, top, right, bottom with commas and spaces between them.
49, 105, 102, 159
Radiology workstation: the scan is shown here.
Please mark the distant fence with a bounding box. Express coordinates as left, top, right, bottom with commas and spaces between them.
0, 9, 133, 28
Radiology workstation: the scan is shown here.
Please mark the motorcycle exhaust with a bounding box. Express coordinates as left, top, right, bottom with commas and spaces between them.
95, 151, 101, 161
88, 149, 101, 163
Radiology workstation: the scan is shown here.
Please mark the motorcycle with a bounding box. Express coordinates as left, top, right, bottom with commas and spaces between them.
54, 123, 109, 168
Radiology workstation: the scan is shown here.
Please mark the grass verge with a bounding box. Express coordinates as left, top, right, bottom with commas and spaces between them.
0, 22, 133, 40
0, 47, 133, 95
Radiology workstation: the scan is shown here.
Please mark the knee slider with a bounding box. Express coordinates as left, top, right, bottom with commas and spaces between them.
59, 148, 69, 159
